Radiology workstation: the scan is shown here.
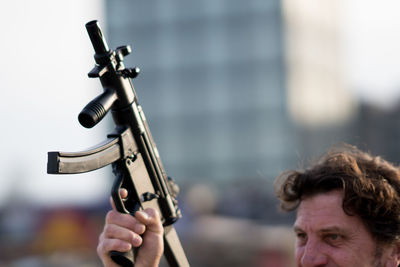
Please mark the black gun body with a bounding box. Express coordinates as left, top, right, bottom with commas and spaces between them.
47, 20, 189, 267
112, 102, 178, 216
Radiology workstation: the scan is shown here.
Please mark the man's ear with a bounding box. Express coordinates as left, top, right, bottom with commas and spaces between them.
386, 242, 400, 267
395, 242, 400, 265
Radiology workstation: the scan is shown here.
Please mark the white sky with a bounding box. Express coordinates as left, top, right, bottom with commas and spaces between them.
0, 0, 109, 207
344, 0, 400, 107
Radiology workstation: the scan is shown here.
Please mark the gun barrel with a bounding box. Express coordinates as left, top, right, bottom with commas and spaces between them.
86, 20, 109, 54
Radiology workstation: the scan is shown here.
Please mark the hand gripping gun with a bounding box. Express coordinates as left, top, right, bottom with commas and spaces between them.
47, 20, 189, 267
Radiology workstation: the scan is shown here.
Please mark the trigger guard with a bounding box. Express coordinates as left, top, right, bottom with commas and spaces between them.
111, 172, 131, 214
111, 169, 141, 215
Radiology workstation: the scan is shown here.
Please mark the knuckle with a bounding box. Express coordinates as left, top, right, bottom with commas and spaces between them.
144, 207, 159, 219
105, 210, 116, 224
128, 231, 137, 244
153, 209, 161, 219
129, 231, 142, 247
107, 210, 137, 228
98, 232, 105, 243
156, 224, 164, 236
134, 223, 146, 235
97, 241, 106, 257
103, 224, 113, 235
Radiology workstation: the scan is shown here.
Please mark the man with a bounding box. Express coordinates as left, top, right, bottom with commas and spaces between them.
275, 145, 400, 266
97, 145, 400, 266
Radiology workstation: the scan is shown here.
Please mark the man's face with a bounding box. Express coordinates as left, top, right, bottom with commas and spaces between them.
294, 190, 398, 267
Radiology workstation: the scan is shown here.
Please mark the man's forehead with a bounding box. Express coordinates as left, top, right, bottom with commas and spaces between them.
297, 190, 344, 215
293, 224, 350, 236
294, 190, 360, 231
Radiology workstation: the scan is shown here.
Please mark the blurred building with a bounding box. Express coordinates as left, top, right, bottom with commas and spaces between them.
281, 1, 400, 164
105, 0, 295, 197
281, 0, 358, 159
355, 102, 400, 164
184, 215, 295, 267
282, 0, 356, 130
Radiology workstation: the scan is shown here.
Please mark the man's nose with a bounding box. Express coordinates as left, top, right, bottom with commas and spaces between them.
300, 240, 328, 267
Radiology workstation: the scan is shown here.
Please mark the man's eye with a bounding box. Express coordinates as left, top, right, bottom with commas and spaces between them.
295, 233, 307, 246
296, 232, 307, 240
326, 234, 341, 242
330, 234, 339, 240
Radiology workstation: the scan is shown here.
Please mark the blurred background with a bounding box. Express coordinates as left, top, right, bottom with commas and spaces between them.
1, 0, 400, 266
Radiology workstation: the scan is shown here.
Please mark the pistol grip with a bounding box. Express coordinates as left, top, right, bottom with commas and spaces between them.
110, 250, 135, 267
110, 163, 141, 266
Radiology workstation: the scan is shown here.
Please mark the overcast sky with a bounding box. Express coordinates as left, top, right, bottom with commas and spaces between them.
344, 0, 400, 107
0, 0, 110, 207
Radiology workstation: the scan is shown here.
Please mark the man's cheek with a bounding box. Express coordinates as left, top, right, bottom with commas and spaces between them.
295, 247, 304, 264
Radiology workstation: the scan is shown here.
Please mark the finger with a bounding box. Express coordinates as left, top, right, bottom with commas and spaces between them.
120, 188, 128, 199
106, 210, 146, 234
98, 237, 132, 256
135, 208, 163, 234
110, 196, 116, 210
103, 223, 143, 247
109, 188, 129, 210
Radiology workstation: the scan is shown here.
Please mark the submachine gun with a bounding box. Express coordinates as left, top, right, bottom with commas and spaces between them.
47, 20, 190, 267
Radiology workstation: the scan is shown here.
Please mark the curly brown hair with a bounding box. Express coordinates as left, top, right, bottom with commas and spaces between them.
274, 145, 400, 244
